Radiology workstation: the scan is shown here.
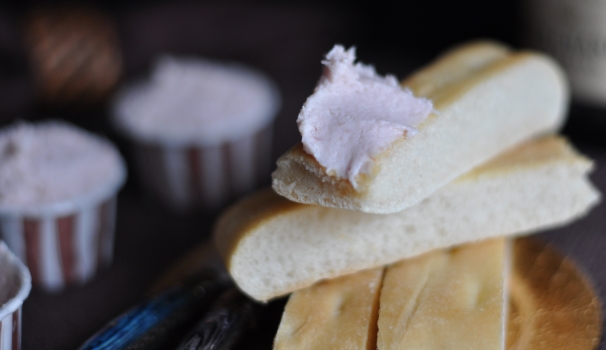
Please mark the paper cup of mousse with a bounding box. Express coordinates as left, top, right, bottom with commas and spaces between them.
112, 56, 280, 211
0, 241, 31, 350
0, 122, 126, 292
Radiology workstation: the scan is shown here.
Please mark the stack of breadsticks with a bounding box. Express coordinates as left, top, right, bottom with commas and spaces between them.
213, 41, 602, 349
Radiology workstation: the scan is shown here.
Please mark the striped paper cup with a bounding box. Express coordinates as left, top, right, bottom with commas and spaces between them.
0, 165, 126, 292
113, 58, 280, 211
0, 241, 31, 350
131, 125, 273, 211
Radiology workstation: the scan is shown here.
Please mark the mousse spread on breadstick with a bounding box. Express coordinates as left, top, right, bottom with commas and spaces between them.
272, 41, 568, 213
298, 45, 434, 188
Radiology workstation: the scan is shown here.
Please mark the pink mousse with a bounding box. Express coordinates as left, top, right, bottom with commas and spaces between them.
298, 45, 434, 188
0, 122, 124, 207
